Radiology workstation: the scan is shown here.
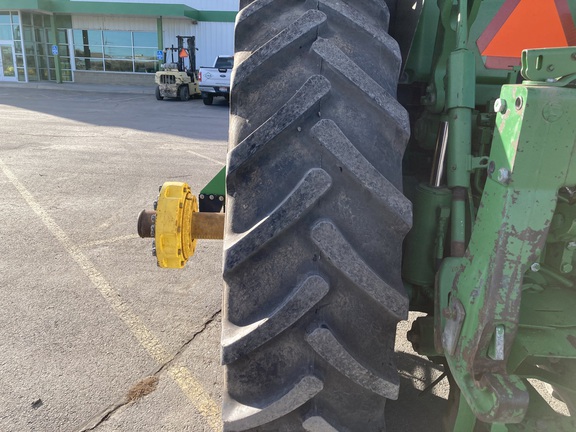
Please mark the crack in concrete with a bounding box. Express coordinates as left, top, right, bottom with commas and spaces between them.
152, 308, 222, 377
77, 400, 127, 432
76, 309, 222, 432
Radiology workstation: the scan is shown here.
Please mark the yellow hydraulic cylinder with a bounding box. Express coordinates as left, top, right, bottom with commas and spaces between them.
137, 182, 224, 268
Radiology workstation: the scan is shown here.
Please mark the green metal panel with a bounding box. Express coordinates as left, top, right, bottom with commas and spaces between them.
438, 82, 576, 424
522, 48, 576, 82
49, 13, 61, 83
0, 0, 42, 9
402, 0, 440, 83
45, 1, 199, 19
403, 184, 452, 287
157, 16, 163, 56
201, 166, 225, 196
196, 11, 237, 23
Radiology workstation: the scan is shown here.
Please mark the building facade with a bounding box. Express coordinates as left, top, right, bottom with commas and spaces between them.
0, 0, 237, 84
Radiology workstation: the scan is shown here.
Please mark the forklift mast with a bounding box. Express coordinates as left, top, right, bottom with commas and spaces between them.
186, 36, 196, 73
162, 35, 196, 73
177, 35, 195, 73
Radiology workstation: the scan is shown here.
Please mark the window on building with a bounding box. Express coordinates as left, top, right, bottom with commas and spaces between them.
57, 29, 72, 82
19, 12, 73, 82
0, 12, 12, 40
73, 30, 157, 73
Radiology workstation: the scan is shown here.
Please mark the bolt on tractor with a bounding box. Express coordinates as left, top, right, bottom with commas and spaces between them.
138, 0, 576, 430
155, 35, 200, 101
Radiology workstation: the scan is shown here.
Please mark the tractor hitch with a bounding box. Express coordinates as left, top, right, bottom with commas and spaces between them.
137, 182, 224, 268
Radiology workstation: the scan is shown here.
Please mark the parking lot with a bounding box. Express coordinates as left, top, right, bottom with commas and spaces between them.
0, 85, 447, 431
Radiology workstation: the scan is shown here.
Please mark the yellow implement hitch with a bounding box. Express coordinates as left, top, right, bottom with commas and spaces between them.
137, 182, 224, 268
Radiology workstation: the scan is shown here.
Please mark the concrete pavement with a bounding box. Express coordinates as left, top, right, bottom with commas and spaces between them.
0, 87, 228, 431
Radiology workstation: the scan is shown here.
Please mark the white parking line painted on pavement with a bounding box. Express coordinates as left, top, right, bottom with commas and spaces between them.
0, 158, 221, 431
186, 150, 225, 166
168, 365, 221, 429
79, 234, 141, 248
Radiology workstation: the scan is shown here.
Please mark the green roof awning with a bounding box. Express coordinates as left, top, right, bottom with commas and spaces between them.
0, 0, 237, 22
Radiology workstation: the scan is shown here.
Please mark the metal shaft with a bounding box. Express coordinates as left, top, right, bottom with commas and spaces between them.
190, 212, 225, 240
137, 209, 156, 238
430, 121, 449, 187
137, 209, 224, 240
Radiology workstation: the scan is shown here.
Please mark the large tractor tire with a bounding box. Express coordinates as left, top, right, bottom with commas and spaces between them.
222, 1, 411, 430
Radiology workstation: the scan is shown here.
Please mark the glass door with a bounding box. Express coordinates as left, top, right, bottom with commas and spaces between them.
0, 43, 16, 81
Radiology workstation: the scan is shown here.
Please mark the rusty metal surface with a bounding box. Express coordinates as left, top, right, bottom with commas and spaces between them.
137, 209, 156, 238
438, 83, 576, 424
190, 213, 224, 240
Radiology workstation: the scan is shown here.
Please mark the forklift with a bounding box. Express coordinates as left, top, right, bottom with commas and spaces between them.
155, 36, 200, 101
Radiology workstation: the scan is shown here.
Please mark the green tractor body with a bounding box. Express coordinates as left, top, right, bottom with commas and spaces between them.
400, 1, 576, 428
139, 0, 576, 430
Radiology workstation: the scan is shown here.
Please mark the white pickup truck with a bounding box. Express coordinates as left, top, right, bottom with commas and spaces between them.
198, 56, 234, 105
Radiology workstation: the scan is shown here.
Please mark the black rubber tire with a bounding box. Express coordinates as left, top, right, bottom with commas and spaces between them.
155, 86, 163, 100
179, 85, 190, 101
222, 1, 411, 431
203, 94, 214, 105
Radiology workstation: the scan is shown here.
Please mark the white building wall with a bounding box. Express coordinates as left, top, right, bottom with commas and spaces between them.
196, 22, 234, 67
159, 20, 234, 69
72, 15, 157, 31
162, 17, 197, 45
160, 18, 197, 69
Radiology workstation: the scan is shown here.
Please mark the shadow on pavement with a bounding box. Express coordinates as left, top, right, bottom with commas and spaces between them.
386, 351, 449, 432
0, 85, 230, 142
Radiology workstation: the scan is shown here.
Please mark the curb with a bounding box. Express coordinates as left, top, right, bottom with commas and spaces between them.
0, 81, 152, 95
